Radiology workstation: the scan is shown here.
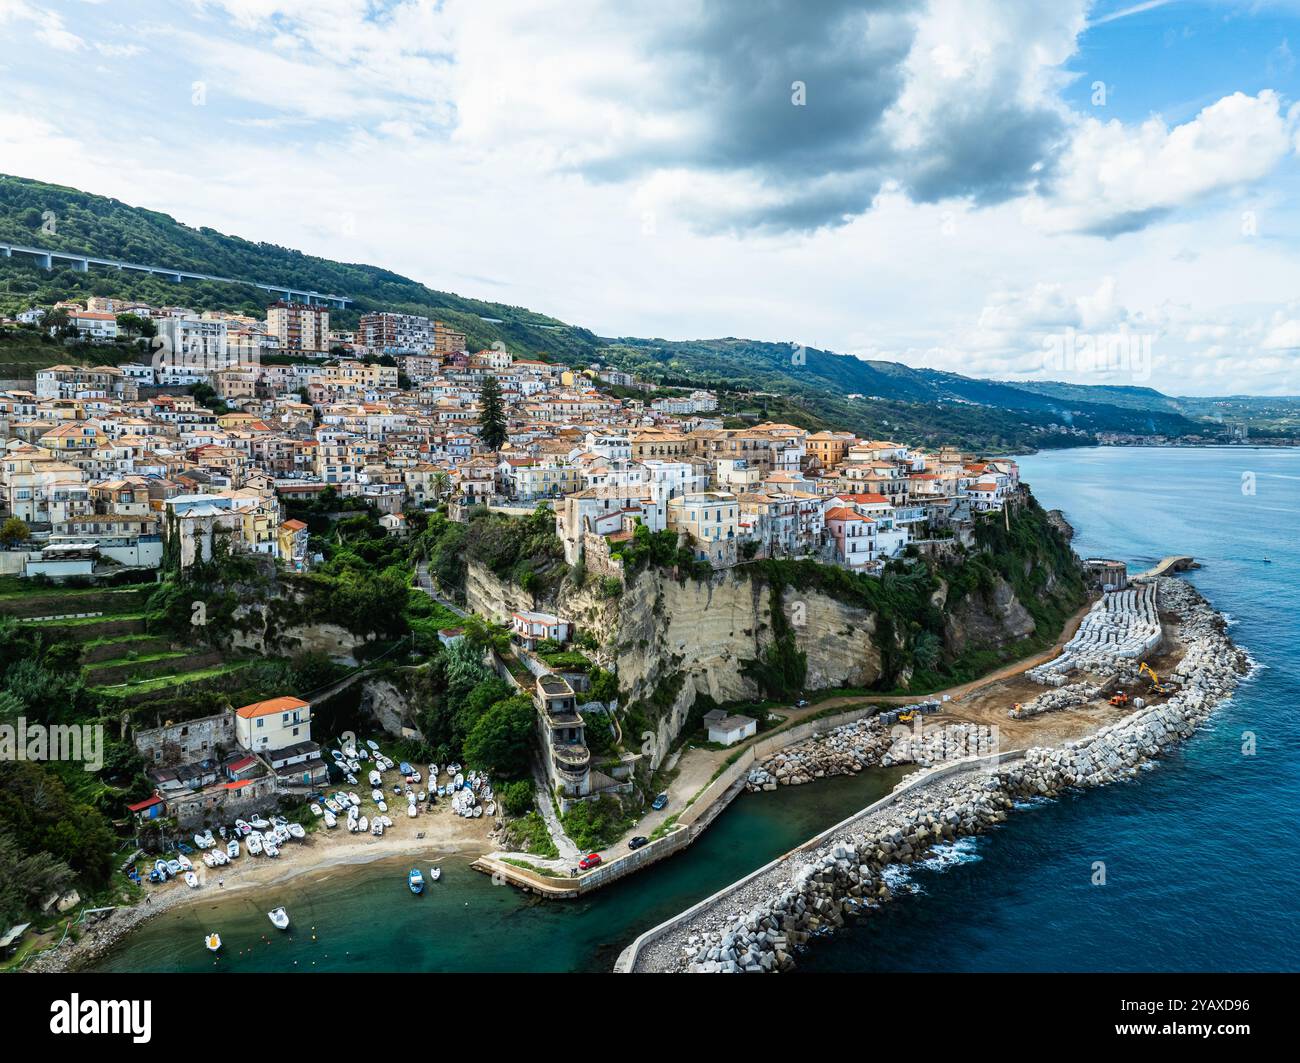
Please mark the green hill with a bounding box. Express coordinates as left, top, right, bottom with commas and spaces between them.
0, 173, 1216, 451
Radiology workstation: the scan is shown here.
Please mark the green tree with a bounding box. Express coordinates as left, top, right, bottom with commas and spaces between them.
0, 516, 30, 545
478, 374, 508, 451
463, 694, 535, 778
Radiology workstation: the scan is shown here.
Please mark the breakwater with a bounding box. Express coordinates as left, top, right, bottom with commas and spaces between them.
621, 576, 1250, 973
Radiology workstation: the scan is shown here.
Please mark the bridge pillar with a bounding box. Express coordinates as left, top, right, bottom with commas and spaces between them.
1, 246, 10, 258
39, 253, 52, 269
74, 258, 89, 273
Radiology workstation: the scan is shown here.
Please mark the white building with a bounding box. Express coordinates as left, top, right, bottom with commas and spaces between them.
235, 696, 312, 753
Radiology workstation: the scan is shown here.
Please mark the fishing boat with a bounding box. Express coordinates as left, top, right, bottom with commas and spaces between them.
366, 739, 380, 752
177, 854, 194, 871
408, 868, 424, 894
324, 798, 341, 814
212, 849, 228, 866
246, 832, 263, 855
287, 822, 305, 840
268, 907, 290, 930
323, 810, 337, 828
368, 770, 382, 788
309, 802, 323, 817
185, 871, 199, 888
357, 815, 369, 832
205, 932, 221, 952
429, 866, 441, 882
227, 839, 240, 859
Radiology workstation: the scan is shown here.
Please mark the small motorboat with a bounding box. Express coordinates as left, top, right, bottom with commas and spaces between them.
357, 815, 369, 832
407, 802, 417, 818
264, 840, 280, 857
429, 763, 439, 779
369, 770, 382, 788
201, 829, 216, 848
371, 788, 384, 802
399, 762, 414, 776
287, 822, 305, 840
212, 849, 228, 866
185, 871, 199, 888
429, 866, 441, 882
310, 802, 323, 818
417, 791, 427, 803
408, 868, 424, 894
454, 773, 464, 790
177, 854, 194, 871
227, 839, 241, 859
330, 749, 346, 762
235, 819, 252, 836
371, 820, 384, 836
391, 784, 403, 795
324, 798, 341, 814
485, 802, 496, 816
381, 815, 393, 827
473, 806, 483, 818
347, 792, 361, 807
324, 810, 337, 828
218, 825, 228, 839
249, 815, 270, 830
377, 800, 388, 813
345, 773, 358, 786
202, 851, 216, 868
268, 907, 290, 931
194, 833, 210, 849
246, 832, 263, 855
205, 932, 222, 952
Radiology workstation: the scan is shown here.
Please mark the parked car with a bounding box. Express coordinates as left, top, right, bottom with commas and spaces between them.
651, 793, 669, 811
628, 836, 648, 850
795, 698, 809, 708
579, 852, 602, 870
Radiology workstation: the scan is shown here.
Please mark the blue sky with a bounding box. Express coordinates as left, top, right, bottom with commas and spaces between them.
3, 0, 1300, 395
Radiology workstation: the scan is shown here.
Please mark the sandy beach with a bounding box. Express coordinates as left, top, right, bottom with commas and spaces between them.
26, 795, 498, 972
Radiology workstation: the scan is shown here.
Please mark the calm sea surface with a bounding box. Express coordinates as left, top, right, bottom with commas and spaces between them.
99, 447, 1300, 972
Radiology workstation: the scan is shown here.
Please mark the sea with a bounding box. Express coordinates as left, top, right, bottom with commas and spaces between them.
96, 446, 1300, 973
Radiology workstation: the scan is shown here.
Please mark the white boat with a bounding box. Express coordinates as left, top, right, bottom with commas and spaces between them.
371, 820, 384, 836
369, 770, 382, 788
201, 829, 216, 848
274, 825, 290, 844
235, 818, 251, 836
485, 802, 496, 816
407, 802, 417, 818
310, 802, 323, 818
381, 815, 393, 827
454, 773, 464, 790
193, 833, 209, 849
371, 788, 384, 802
348, 792, 360, 807
345, 773, 358, 786
377, 800, 388, 813
247, 832, 263, 855
287, 822, 305, 839
323, 810, 337, 828
429, 763, 439, 778
205, 932, 221, 952
227, 839, 240, 859
268, 907, 290, 931
473, 806, 483, 818
367, 739, 380, 751
264, 840, 280, 857
177, 854, 194, 871
347, 760, 360, 773
417, 791, 426, 802
250, 815, 269, 830
347, 817, 359, 833
324, 798, 341, 814
185, 871, 199, 888
330, 749, 345, 762
202, 851, 216, 868
357, 815, 369, 832
429, 866, 441, 881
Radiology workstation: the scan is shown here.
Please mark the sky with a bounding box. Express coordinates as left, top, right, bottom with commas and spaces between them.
2, 0, 1300, 396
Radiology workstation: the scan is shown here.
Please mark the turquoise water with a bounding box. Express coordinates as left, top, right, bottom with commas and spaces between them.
801, 446, 1300, 972
99, 446, 1300, 973
95, 765, 907, 972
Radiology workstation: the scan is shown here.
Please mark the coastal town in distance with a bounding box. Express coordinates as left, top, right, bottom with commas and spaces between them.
1, 0, 1296, 1041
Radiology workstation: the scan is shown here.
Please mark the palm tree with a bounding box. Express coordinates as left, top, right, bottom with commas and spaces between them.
431, 470, 452, 503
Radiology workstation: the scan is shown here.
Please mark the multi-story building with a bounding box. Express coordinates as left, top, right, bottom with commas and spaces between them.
267, 301, 330, 353
357, 312, 434, 353
154, 316, 232, 372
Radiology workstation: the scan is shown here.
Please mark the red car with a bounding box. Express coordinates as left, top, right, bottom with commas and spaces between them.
579, 852, 602, 870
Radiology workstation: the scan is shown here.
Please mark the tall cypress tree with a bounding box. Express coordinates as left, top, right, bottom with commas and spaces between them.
478, 374, 508, 451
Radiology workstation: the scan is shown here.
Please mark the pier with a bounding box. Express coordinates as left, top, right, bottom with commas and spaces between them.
1136, 555, 1197, 580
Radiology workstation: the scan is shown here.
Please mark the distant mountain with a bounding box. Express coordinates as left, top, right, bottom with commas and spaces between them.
0, 173, 1216, 451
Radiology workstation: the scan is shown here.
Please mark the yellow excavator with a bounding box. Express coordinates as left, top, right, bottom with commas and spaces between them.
1139, 662, 1167, 695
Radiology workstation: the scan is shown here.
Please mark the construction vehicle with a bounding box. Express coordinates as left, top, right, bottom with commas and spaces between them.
1108, 692, 1130, 707
898, 711, 915, 723
1139, 662, 1167, 695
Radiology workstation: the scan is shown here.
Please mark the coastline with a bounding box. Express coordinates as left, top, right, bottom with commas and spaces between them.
26, 805, 496, 973
621, 575, 1253, 973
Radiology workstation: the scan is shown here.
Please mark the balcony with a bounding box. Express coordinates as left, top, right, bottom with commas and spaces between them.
552, 743, 590, 776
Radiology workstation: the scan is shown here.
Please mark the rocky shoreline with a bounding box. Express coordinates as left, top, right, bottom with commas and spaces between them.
636, 577, 1251, 973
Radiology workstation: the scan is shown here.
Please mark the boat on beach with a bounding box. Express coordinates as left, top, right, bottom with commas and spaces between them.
323, 810, 337, 828
184, 871, 199, 888
247, 832, 263, 855
227, 839, 240, 859
250, 815, 270, 830
369, 770, 382, 787
268, 907, 290, 930
287, 822, 305, 839
310, 802, 323, 817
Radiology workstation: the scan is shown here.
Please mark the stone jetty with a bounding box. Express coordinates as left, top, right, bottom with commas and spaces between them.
628, 577, 1250, 973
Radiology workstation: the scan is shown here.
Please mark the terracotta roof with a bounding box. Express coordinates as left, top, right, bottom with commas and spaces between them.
236, 695, 309, 719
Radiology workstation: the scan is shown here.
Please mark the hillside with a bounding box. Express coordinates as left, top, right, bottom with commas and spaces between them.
0, 173, 1214, 451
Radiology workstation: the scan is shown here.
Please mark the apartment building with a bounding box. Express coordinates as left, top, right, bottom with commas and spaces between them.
267, 301, 331, 353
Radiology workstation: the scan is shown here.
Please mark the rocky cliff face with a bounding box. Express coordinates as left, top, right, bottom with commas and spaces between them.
465, 556, 1056, 765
